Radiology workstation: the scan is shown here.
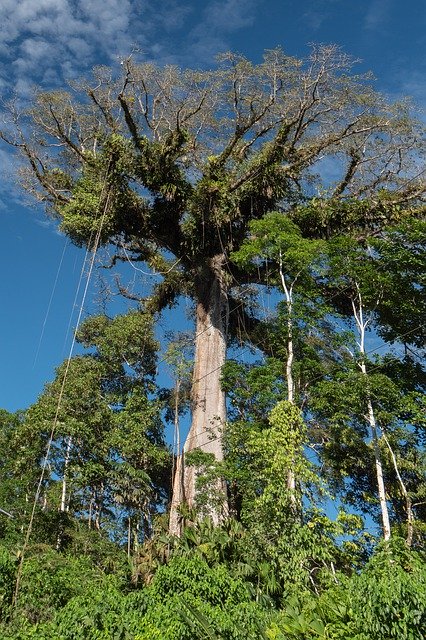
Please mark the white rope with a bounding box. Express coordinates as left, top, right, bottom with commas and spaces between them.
33, 239, 68, 368
13, 180, 112, 610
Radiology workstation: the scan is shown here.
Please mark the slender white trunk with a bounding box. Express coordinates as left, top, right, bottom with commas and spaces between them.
169, 255, 229, 535
382, 431, 414, 546
56, 435, 73, 549
94, 502, 101, 530
94, 483, 104, 531
279, 254, 296, 500
134, 522, 140, 554
88, 495, 93, 529
279, 255, 295, 406
60, 436, 72, 513
127, 517, 131, 557
352, 287, 391, 541
174, 380, 181, 462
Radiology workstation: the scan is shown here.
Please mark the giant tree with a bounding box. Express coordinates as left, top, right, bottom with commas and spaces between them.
2, 46, 425, 531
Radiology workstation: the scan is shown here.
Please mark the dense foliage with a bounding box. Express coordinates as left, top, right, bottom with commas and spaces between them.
0, 47, 425, 638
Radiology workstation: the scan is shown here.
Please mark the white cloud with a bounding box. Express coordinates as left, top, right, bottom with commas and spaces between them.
0, 0, 263, 101
78, 0, 131, 32
21, 37, 54, 62
0, 145, 26, 211
0, 0, 141, 96
1, 0, 262, 205
65, 36, 93, 59
203, 0, 257, 32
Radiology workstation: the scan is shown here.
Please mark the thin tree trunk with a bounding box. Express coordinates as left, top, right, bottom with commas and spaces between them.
134, 522, 140, 554
60, 436, 72, 512
279, 254, 297, 504
352, 287, 391, 541
169, 379, 183, 536
56, 435, 73, 550
382, 431, 414, 546
94, 484, 104, 531
94, 504, 101, 530
365, 392, 391, 540
170, 255, 229, 535
169, 456, 184, 536
88, 495, 93, 529
127, 516, 131, 558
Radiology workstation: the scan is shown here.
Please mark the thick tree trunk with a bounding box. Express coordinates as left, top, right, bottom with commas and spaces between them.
169, 255, 229, 536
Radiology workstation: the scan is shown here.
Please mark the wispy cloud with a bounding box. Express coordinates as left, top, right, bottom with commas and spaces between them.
302, 11, 325, 32
0, 0, 139, 94
405, 76, 426, 107
394, 69, 426, 120
185, 0, 260, 63
364, 0, 392, 30
0, 0, 257, 96
204, 0, 257, 32
300, 0, 340, 33
0, 146, 24, 211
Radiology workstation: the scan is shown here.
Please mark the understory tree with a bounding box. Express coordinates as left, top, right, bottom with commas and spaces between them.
308, 228, 426, 544
6, 310, 170, 553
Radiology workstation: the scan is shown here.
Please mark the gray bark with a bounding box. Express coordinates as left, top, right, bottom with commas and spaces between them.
169, 255, 229, 536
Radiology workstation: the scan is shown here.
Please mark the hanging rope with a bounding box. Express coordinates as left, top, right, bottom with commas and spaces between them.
61, 242, 94, 358
33, 239, 69, 368
12, 175, 113, 612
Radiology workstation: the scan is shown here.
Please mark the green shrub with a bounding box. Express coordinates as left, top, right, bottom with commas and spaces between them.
15, 548, 113, 624
0, 545, 16, 619
318, 539, 426, 639
136, 556, 269, 640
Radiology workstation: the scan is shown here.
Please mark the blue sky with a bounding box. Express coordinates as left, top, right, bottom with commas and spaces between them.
0, 0, 425, 412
